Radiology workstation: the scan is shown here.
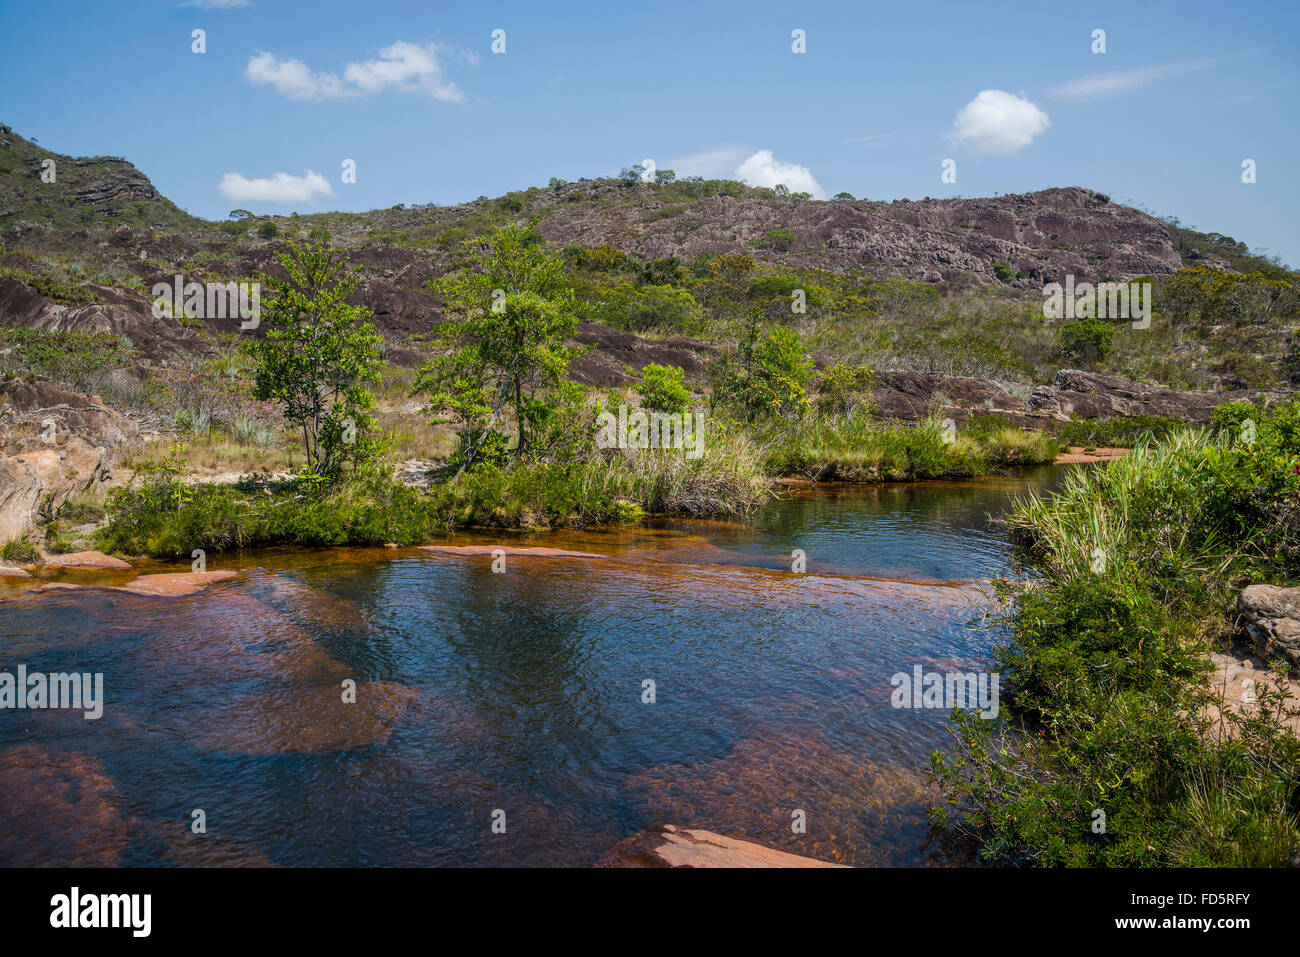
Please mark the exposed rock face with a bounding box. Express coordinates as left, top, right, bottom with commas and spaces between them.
1237, 585, 1300, 668
0, 380, 139, 543
568, 322, 719, 386
538, 186, 1195, 286
865, 368, 1283, 427
596, 824, 846, 868
1029, 370, 1280, 423
0, 278, 199, 361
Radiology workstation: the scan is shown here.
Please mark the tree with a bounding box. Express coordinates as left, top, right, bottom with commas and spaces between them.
416, 224, 581, 470
714, 310, 813, 418
248, 242, 382, 478
1060, 318, 1116, 367
638, 363, 692, 413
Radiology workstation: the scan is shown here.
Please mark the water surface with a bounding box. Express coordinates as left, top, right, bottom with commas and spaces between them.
0, 468, 1060, 867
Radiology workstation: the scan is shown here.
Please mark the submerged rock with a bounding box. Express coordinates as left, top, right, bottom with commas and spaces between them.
596, 824, 847, 868
119, 570, 238, 597
0, 744, 134, 867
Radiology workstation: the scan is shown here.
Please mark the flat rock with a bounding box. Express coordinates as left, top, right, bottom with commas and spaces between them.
43, 550, 131, 569
119, 570, 238, 597
0, 565, 31, 577
596, 824, 847, 868
419, 544, 613, 560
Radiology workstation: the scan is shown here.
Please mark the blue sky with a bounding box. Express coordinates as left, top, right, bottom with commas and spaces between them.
1, 0, 1296, 265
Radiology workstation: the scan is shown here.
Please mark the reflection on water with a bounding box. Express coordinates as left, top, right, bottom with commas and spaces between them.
0, 468, 1061, 866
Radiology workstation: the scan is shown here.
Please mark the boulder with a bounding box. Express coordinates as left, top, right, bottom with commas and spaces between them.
595, 824, 847, 868
1237, 584, 1300, 667
0, 381, 139, 543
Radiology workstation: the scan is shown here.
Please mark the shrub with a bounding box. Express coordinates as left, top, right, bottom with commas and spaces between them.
637, 363, 692, 414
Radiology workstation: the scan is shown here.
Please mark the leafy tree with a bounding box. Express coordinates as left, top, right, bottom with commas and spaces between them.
638, 363, 692, 413
248, 242, 383, 478
417, 224, 582, 470
714, 310, 813, 418
1060, 317, 1116, 367
833, 191, 855, 201
815, 362, 874, 417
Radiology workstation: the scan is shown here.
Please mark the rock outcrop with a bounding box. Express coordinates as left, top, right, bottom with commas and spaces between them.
595, 824, 847, 868
0, 380, 139, 543
1237, 585, 1300, 668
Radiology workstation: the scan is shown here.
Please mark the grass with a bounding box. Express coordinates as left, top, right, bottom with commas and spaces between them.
932, 404, 1300, 866
758, 411, 1060, 482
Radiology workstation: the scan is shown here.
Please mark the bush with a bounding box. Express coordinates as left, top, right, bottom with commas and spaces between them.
637, 363, 692, 414
1060, 317, 1116, 365
1, 539, 38, 563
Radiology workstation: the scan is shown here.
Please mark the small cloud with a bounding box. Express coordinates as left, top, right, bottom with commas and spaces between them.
949, 90, 1050, 156
218, 170, 335, 205
343, 41, 463, 102
245, 52, 348, 101
179, 0, 251, 8
1049, 57, 1225, 100
734, 149, 827, 199
245, 41, 465, 102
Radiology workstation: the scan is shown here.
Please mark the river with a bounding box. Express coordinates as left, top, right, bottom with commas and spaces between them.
0, 467, 1062, 866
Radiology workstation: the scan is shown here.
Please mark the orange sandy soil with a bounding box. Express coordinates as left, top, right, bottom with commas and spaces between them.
1054, 447, 1129, 464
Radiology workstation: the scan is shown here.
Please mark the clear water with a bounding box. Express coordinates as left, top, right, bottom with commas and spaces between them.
0, 469, 1060, 867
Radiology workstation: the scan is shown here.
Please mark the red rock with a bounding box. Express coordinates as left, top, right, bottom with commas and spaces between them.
419, 544, 613, 560
43, 550, 131, 569
0, 565, 31, 577
120, 570, 238, 597
597, 825, 847, 868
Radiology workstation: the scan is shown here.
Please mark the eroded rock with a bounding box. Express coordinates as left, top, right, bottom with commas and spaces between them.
596, 824, 847, 868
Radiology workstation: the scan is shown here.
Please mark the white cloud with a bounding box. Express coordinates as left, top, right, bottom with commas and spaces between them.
245, 41, 464, 103
1049, 57, 1225, 100
734, 149, 827, 198
343, 41, 463, 102
949, 90, 1050, 156
245, 52, 348, 101
218, 170, 335, 205
667, 146, 751, 179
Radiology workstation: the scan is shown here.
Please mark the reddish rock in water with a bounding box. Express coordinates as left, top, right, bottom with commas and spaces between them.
43, 550, 131, 569
419, 544, 613, 560
0, 745, 134, 866
597, 825, 847, 868
119, 570, 238, 597
0, 565, 31, 577
191, 680, 421, 755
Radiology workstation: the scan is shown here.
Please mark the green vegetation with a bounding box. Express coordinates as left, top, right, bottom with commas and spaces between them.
0, 328, 134, 391
1, 539, 38, 563
933, 400, 1300, 865
760, 411, 1059, 481
248, 241, 383, 478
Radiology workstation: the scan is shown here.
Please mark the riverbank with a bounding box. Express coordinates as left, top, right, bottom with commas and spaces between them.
5, 414, 1064, 562
932, 401, 1300, 866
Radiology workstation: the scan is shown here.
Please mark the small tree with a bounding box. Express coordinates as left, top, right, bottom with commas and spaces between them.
416, 224, 581, 470
638, 363, 692, 414
249, 242, 382, 478
714, 310, 813, 418
1060, 318, 1116, 367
